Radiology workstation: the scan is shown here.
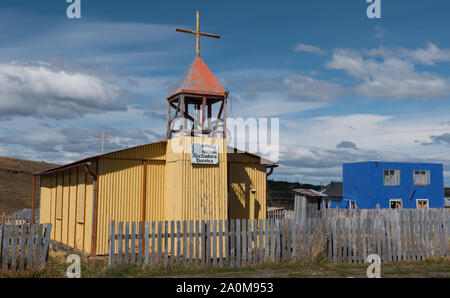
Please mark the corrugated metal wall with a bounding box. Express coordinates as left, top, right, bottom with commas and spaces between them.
95, 142, 166, 255
228, 152, 267, 219
39, 166, 94, 253
39, 140, 269, 255
165, 137, 228, 221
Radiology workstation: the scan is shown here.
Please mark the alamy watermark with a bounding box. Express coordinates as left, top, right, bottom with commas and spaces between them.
66, 254, 81, 278
168, 115, 280, 163
66, 0, 81, 19
366, 0, 381, 19
366, 254, 381, 278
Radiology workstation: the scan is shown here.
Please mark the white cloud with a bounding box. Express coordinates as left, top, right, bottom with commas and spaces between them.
327, 48, 450, 99
0, 61, 126, 119
294, 43, 327, 56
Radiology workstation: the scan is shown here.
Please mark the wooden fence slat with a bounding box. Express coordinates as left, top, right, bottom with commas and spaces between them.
164, 221, 169, 267
137, 222, 143, 264
157, 221, 162, 265
206, 220, 211, 266
247, 219, 251, 265
40, 224, 52, 267
236, 219, 241, 266
117, 222, 123, 264
182, 220, 187, 265
253, 219, 258, 264
264, 219, 269, 262
201, 220, 205, 266
242, 219, 247, 265
230, 219, 235, 267
2, 225, 11, 269
19, 224, 27, 271
218, 220, 223, 267
131, 222, 136, 264
144, 222, 150, 265
34, 224, 43, 267
124, 222, 129, 264
189, 220, 194, 266
26, 224, 35, 269
195, 220, 200, 266
225, 220, 229, 266
259, 219, 263, 264
11, 225, 19, 270
213, 220, 217, 267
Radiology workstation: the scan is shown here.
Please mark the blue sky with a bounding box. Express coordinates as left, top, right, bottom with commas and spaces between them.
1, 0, 450, 185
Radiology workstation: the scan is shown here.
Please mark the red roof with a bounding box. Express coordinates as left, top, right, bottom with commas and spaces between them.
167, 56, 226, 98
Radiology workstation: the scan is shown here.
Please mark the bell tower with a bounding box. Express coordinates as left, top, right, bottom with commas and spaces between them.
164, 11, 228, 221
166, 10, 227, 139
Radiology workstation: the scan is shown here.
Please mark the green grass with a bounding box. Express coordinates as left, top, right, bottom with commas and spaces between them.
1, 250, 448, 278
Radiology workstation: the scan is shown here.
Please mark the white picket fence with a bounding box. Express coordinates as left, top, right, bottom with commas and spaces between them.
108, 209, 449, 267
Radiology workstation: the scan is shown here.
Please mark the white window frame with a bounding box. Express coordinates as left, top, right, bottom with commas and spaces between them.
349, 200, 357, 210
416, 199, 429, 209
383, 169, 400, 186
390, 199, 403, 209
413, 170, 430, 186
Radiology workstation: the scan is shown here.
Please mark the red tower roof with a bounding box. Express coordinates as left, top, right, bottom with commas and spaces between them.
167, 56, 226, 98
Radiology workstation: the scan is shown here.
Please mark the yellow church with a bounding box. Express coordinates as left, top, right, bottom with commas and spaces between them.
34, 14, 277, 256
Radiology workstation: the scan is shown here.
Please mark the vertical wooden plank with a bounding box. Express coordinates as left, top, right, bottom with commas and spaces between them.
291, 219, 297, 260
2, 225, 11, 269
356, 216, 362, 264
195, 220, 200, 266
406, 211, 412, 261
212, 220, 217, 267
236, 219, 241, 266
352, 217, 357, 264
189, 220, 194, 266
218, 220, 223, 267
10, 225, 18, 271
339, 218, 344, 263
151, 221, 157, 265
362, 217, 367, 263
164, 221, 169, 267
305, 218, 311, 261
332, 217, 337, 264
206, 220, 211, 266
34, 224, 43, 267
170, 221, 175, 267
264, 219, 270, 263
40, 224, 52, 267
124, 222, 129, 264
26, 224, 36, 269
157, 221, 162, 265
19, 224, 27, 271
117, 222, 123, 264
287, 219, 292, 262
182, 220, 187, 265
230, 219, 236, 267
137, 222, 143, 265
144, 222, 150, 265
224, 220, 229, 267
253, 219, 258, 264
131, 222, 136, 264
342, 218, 348, 263
242, 219, 247, 265
399, 211, 405, 261
385, 214, 392, 263
247, 219, 252, 265
410, 211, 417, 260
200, 220, 205, 266
390, 212, 397, 262
258, 218, 264, 264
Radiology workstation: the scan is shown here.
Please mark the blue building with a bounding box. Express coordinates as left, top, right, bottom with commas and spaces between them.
332, 161, 444, 209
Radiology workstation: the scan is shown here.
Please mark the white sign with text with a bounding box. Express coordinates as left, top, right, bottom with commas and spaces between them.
191, 143, 219, 165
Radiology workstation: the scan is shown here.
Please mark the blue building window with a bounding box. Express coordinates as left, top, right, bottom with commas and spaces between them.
384, 169, 400, 186
390, 199, 403, 209
414, 170, 430, 186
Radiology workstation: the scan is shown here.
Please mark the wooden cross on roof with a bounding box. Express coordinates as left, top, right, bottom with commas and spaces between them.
94, 129, 112, 154
176, 11, 220, 57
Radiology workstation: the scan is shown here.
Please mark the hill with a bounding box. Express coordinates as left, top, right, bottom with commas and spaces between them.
266, 179, 321, 210
0, 156, 58, 213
